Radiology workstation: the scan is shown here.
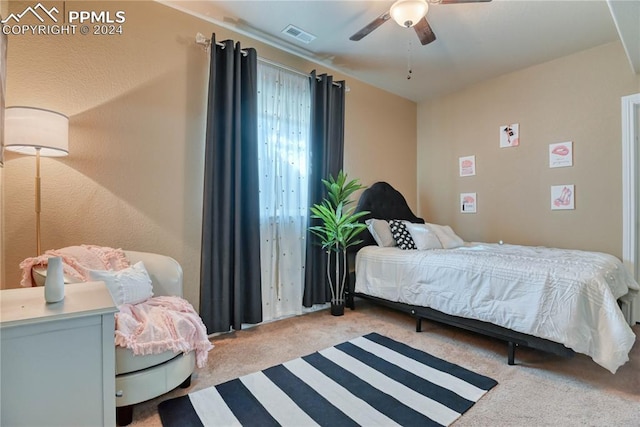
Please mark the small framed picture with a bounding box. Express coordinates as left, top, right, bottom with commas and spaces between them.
549, 141, 573, 168
551, 185, 574, 210
459, 155, 476, 177
461, 192, 477, 213
500, 123, 519, 148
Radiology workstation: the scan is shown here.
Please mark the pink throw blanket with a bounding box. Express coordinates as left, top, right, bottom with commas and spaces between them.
115, 296, 213, 368
19, 245, 130, 287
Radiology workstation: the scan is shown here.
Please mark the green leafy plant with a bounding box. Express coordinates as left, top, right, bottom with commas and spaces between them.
309, 171, 369, 312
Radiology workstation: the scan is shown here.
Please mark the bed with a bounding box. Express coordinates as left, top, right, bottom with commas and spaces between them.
346, 182, 639, 374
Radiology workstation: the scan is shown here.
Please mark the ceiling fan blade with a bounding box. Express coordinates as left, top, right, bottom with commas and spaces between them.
349, 10, 391, 41
414, 17, 436, 46
440, 0, 491, 3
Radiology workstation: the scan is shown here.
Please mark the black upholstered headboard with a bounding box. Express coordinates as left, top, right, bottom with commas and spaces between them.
349, 182, 424, 254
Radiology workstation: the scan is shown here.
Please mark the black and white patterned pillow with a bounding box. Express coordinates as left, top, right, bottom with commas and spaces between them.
388, 220, 417, 250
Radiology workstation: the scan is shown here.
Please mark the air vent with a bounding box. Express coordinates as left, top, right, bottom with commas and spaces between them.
281, 24, 316, 44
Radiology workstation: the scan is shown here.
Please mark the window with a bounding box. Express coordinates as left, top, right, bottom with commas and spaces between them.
257, 61, 311, 321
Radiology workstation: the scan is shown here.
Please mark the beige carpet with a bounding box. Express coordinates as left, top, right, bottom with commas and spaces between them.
131, 300, 640, 426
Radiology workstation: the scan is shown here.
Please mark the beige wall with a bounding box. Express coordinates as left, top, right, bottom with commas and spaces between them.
0, 0, 6, 287
1, 1, 417, 305
417, 41, 640, 258
344, 79, 417, 199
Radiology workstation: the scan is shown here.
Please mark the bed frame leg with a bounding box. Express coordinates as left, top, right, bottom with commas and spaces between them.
346, 291, 354, 310
508, 342, 516, 365
416, 317, 422, 332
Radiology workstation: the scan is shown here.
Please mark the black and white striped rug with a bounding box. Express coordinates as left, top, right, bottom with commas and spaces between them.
158, 333, 497, 427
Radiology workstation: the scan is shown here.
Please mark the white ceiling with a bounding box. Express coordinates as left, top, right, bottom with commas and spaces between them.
162, 0, 637, 103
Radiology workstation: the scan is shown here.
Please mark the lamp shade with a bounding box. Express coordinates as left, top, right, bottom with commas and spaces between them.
390, 0, 429, 28
4, 106, 69, 157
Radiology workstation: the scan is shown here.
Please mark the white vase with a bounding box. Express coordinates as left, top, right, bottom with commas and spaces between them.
44, 256, 65, 303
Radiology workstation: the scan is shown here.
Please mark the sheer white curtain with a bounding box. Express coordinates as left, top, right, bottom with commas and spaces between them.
257, 62, 311, 321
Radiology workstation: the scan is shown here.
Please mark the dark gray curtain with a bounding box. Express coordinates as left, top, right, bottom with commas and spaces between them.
303, 70, 346, 307
200, 35, 262, 333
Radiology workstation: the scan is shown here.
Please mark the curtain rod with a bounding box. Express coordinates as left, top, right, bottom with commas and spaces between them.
195, 32, 248, 55
195, 33, 345, 90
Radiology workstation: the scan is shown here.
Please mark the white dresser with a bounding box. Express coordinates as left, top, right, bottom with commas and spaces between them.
0, 281, 117, 426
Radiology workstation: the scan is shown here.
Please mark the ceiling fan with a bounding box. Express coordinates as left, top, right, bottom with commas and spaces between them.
349, 0, 492, 46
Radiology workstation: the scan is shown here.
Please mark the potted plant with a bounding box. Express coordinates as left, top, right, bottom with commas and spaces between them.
309, 171, 369, 316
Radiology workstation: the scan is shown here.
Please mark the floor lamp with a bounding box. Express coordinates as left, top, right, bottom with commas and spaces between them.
4, 106, 69, 256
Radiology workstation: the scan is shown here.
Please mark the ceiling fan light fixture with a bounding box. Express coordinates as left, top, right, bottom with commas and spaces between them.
390, 0, 429, 28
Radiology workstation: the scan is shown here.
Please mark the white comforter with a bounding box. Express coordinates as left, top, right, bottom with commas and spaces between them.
355, 243, 639, 373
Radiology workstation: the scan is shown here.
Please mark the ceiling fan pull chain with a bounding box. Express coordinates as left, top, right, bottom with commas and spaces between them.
407, 40, 413, 80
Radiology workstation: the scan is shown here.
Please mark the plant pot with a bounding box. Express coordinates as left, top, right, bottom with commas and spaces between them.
331, 301, 345, 316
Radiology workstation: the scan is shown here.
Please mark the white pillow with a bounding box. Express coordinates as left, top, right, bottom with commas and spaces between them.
404, 222, 443, 250
426, 223, 464, 249
88, 261, 153, 306
365, 219, 396, 247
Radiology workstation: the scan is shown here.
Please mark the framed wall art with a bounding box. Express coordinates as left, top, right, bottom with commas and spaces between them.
499, 123, 519, 148
459, 155, 476, 177
551, 185, 574, 210
549, 141, 573, 168
461, 192, 477, 213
